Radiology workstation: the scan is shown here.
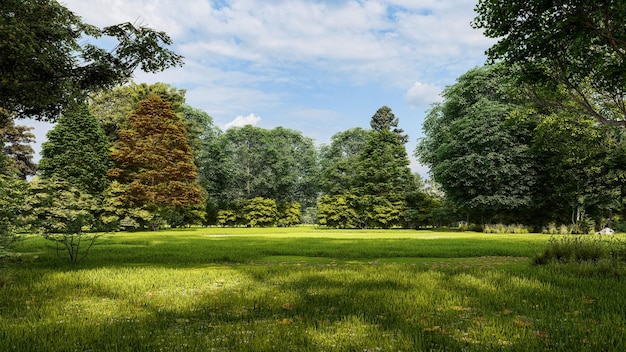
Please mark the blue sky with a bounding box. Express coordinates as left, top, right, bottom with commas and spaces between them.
27, 0, 495, 176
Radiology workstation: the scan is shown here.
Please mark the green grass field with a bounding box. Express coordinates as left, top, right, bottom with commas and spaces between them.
1, 227, 625, 351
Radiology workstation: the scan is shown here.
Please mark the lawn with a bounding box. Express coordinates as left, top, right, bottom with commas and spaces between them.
1, 227, 625, 351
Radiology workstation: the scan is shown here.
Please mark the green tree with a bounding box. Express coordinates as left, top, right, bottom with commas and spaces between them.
109, 96, 203, 229
0, 0, 183, 123
242, 197, 278, 227
317, 194, 359, 229
370, 105, 408, 143
203, 126, 317, 224
319, 128, 370, 195
39, 103, 112, 196
473, 0, 626, 125
0, 175, 28, 258
277, 201, 302, 227
0, 120, 36, 179
354, 129, 413, 198
416, 65, 540, 223
25, 177, 119, 264
533, 112, 614, 225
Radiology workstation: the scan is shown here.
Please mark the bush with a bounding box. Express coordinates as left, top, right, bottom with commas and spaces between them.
483, 224, 529, 234
534, 235, 626, 270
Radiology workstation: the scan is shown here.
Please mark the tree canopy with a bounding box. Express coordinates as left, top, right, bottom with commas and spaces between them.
108, 96, 203, 210
473, 0, 626, 125
0, 0, 183, 122
39, 103, 112, 196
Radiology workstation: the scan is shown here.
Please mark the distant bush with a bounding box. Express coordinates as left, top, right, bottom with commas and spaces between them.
483, 224, 529, 234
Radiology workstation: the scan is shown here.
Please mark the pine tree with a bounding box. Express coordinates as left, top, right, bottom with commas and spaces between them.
39, 103, 111, 195
370, 106, 408, 144
108, 95, 203, 211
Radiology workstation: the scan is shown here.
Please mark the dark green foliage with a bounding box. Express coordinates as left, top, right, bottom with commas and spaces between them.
0, 175, 28, 258
0, 120, 36, 179
204, 126, 317, 225
354, 129, 413, 199
0, 0, 183, 122
39, 103, 112, 196
370, 106, 408, 143
417, 64, 540, 223
319, 128, 370, 195
473, 0, 626, 124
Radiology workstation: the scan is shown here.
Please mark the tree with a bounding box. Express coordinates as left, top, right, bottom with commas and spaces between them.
0, 175, 28, 258
354, 129, 413, 198
473, 1, 626, 125
39, 103, 112, 196
317, 194, 359, 229
416, 65, 540, 223
0, 0, 183, 122
89, 82, 187, 142
533, 112, 614, 225
203, 125, 318, 224
242, 197, 278, 227
370, 106, 408, 143
25, 177, 118, 264
319, 128, 371, 195
108, 96, 204, 229
0, 120, 36, 179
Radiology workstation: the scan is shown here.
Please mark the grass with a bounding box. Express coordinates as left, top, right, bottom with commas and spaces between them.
1, 227, 626, 351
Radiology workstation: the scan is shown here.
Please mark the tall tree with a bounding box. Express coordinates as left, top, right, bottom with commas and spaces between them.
473, 1, 626, 125
39, 103, 111, 196
533, 112, 615, 224
0, 120, 36, 179
108, 96, 203, 220
0, 0, 183, 123
318, 127, 371, 195
416, 65, 540, 223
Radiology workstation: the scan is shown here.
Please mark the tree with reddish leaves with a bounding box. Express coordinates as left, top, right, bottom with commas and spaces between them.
108, 95, 204, 229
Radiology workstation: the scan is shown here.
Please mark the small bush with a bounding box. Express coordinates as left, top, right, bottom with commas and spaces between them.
483, 224, 528, 234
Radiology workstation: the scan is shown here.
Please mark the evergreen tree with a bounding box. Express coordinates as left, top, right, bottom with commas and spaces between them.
108, 96, 203, 217
39, 103, 112, 195
0, 120, 36, 179
370, 106, 408, 143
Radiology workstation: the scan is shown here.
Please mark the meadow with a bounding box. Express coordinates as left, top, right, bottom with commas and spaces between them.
1, 227, 625, 351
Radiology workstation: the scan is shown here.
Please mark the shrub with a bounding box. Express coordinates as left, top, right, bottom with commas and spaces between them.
483, 224, 528, 234
534, 235, 626, 272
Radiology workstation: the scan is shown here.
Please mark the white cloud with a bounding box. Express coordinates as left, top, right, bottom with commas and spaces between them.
405, 81, 441, 108
224, 113, 262, 130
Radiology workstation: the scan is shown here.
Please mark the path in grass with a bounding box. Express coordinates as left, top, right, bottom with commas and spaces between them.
1, 228, 625, 351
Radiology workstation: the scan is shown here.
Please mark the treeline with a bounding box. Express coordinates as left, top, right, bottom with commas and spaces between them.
1, 82, 445, 234
416, 63, 626, 232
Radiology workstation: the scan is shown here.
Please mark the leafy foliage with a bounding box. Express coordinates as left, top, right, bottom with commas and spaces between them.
109, 96, 203, 208
417, 64, 539, 223
319, 128, 370, 195
473, 0, 626, 125
0, 120, 36, 179
25, 178, 119, 264
0, 0, 183, 122
39, 102, 112, 196
0, 175, 28, 258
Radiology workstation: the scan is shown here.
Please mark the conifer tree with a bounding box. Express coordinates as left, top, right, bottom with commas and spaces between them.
108, 96, 203, 213
39, 103, 111, 195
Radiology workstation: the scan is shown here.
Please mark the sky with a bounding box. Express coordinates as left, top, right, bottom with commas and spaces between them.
27, 0, 495, 176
